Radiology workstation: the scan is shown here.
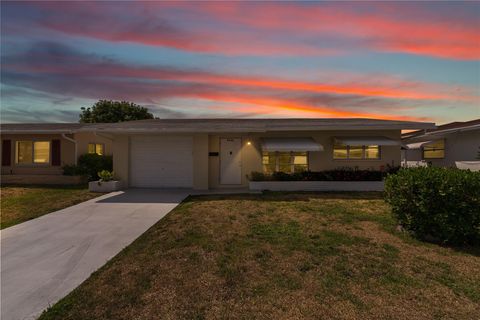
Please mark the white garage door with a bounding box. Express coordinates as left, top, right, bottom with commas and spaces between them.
130, 136, 193, 188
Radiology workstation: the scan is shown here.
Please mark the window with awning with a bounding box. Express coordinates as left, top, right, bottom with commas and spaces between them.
332, 136, 398, 160
260, 138, 322, 173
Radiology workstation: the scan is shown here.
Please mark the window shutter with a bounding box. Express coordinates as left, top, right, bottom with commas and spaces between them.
2, 140, 11, 166
51, 140, 61, 166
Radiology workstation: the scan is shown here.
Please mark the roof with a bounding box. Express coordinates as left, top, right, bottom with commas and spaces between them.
0, 118, 435, 134
0, 123, 88, 134
402, 118, 480, 141
85, 118, 435, 133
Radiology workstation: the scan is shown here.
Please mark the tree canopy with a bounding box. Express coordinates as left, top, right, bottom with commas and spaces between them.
79, 100, 155, 123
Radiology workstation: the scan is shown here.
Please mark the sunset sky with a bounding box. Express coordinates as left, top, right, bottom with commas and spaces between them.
1, 1, 479, 123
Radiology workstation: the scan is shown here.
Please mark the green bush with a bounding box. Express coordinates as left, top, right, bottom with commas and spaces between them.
248, 168, 397, 182
62, 154, 113, 181
385, 167, 480, 246
62, 164, 84, 176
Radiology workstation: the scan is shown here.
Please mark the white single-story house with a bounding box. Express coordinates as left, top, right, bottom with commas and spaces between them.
0, 123, 112, 184
402, 119, 480, 168
1, 118, 435, 189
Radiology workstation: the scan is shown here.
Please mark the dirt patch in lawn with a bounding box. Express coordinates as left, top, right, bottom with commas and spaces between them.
39, 192, 480, 320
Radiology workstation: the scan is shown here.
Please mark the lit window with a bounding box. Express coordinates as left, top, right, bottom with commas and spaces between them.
88, 143, 105, 155
16, 141, 50, 164
333, 143, 347, 159
423, 140, 444, 159
293, 152, 308, 172
349, 146, 363, 159
333, 143, 380, 160
262, 152, 308, 173
365, 145, 380, 159
34, 141, 50, 163
262, 152, 276, 173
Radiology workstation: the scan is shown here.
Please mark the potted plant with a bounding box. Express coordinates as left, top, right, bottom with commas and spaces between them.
88, 170, 122, 192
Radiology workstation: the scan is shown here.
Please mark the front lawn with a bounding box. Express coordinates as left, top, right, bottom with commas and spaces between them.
0, 185, 102, 229
40, 192, 480, 319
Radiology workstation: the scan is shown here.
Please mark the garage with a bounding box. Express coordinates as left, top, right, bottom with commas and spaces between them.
130, 136, 193, 188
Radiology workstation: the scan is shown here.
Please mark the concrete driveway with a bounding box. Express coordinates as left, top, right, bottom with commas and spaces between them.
1, 189, 188, 320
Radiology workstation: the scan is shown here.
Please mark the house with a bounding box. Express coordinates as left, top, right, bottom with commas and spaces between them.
402, 119, 480, 168
1, 123, 112, 184
1, 118, 433, 189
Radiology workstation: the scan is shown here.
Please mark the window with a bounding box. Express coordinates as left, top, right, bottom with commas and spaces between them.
262, 152, 308, 173
423, 140, 444, 159
333, 143, 380, 160
16, 141, 50, 164
88, 143, 104, 155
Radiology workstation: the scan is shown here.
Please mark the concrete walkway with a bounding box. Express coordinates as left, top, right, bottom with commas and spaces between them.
1, 189, 188, 320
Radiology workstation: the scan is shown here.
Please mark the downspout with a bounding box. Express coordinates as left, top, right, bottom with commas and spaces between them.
62, 133, 77, 165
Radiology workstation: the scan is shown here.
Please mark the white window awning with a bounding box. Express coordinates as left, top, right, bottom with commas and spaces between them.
334, 136, 401, 146
405, 141, 433, 150
261, 138, 323, 152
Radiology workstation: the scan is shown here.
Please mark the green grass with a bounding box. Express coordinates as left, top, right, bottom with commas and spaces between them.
0, 185, 102, 229
39, 192, 480, 320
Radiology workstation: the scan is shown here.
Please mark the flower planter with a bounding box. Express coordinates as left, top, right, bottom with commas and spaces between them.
249, 180, 384, 192
88, 180, 122, 193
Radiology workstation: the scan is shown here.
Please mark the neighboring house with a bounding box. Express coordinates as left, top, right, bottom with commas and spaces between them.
1, 123, 112, 183
402, 119, 480, 168
1, 118, 434, 189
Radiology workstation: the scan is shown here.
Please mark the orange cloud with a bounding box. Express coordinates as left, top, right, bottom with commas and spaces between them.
19, 2, 480, 60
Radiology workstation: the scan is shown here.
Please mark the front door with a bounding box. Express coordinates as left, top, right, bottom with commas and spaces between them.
220, 138, 242, 185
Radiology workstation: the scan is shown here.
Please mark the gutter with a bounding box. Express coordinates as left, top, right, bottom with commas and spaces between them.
61, 133, 77, 165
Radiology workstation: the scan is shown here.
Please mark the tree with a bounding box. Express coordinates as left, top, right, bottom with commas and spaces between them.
79, 100, 154, 123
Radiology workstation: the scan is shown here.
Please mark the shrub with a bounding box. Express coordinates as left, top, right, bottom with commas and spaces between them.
98, 170, 114, 182
248, 168, 390, 182
62, 154, 113, 181
62, 164, 84, 176
385, 167, 480, 246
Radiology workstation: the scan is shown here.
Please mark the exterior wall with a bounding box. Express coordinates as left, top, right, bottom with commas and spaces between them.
112, 134, 130, 186
208, 130, 401, 189
402, 149, 422, 162
193, 134, 209, 190
403, 130, 480, 167
74, 132, 113, 156
1, 132, 112, 176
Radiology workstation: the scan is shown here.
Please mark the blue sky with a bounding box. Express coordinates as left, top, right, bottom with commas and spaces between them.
1, 1, 479, 123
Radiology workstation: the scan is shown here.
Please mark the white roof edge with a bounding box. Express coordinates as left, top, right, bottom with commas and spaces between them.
86, 125, 436, 133
1, 119, 437, 134
423, 123, 480, 136
0, 130, 78, 134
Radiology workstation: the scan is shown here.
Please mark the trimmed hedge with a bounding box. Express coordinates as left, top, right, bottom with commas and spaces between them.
385, 167, 480, 246
63, 154, 113, 181
249, 167, 399, 182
